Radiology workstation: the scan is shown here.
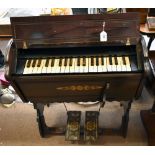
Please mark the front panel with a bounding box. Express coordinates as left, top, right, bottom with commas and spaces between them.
12, 73, 142, 103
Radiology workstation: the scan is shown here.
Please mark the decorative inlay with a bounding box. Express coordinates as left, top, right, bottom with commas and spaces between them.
56, 85, 102, 91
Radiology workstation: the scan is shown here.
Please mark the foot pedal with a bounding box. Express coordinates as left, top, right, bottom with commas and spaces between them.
65, 111, 81, 141
84, 111, 99, 142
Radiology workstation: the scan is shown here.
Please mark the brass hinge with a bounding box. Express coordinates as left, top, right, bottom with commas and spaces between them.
23, 41, 28, 49
126, 37, 130, 46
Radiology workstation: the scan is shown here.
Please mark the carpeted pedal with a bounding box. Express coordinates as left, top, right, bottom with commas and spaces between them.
65, 111, 81, 141
84, 111, 99, 142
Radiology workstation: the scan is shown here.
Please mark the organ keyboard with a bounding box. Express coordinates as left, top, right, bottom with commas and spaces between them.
22, 56, 132, 74
5, 13, 147, 140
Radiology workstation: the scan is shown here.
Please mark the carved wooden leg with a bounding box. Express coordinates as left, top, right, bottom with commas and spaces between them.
33, 103, 51, 138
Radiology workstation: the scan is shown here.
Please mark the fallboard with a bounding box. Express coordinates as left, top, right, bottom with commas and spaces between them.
10, 13, 140, 49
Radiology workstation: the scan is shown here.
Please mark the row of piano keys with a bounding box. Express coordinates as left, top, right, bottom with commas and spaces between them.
23, 56, 133, 74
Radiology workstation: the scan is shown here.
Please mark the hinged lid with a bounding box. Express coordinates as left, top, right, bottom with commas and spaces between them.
10, 13, 140, 49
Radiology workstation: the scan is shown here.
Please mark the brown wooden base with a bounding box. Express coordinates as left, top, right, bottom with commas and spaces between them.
140, 109, 155, 145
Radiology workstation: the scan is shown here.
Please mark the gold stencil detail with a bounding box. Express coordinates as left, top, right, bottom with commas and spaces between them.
56, 85, 102, 91
86, 121, 96, 131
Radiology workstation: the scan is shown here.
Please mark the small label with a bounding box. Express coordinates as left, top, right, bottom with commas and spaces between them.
100, 31, 107, 42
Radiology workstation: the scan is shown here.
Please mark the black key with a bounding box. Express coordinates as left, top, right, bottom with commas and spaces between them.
69, 57, 73, 66
77, 57, 80, 66
122, 57, 126, 65
59, 57, 62, 66
26, 59, 31, 67
64, 58, 68, 66
45, 59, 49, 67
83, 57, 86, 66
109, 56, 112, 65
94, 57, 97, 66
114, 56, 118, 65
51, 58, 55, 67
112, 57, 115, 65
37, 59, 41, 67
91, 56, 94, 66
96, 56, 99, 66
101, 56, 104, 65
32, 59, 36, 67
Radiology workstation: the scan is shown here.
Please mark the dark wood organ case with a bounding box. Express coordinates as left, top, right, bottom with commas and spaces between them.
5, 13, 147, 141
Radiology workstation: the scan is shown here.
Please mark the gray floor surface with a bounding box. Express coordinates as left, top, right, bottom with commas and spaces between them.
0, 87, 153, 146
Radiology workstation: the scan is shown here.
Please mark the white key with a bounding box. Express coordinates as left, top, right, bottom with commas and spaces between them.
27, 59, 34, 74
60, 58, 65, 73
79, 57, 84, 73
83, 57, 89, 73
56, 59, 61, 73
23, 59, 30, 74
93, 57, 98, 72
46, 59, 52, 73
120, 57, 126, 71
42, 59, 50, 74
74, 58, 80, 73
112, 57, 117, 71
31, 59, 37, 74
116, 57, 122, 71
36, 59, 43, 73
88, 57, 94, 72
89, 57, 97, 72
41, 59, 47, 73
97, 57, 103, 72
52, 59, 60, 73
125, 56, 131, 71
50, 58, 55, 73
106, 57, 112, 72
34, 59, 41, 74
102, 57, 107, 72
51, 59, 57, 73
32, 59, 39, 74
70, 58, 75, 73
65, 58, 70, 73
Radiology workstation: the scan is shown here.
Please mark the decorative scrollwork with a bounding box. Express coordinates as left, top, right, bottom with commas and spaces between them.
56, 85, 102, 91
